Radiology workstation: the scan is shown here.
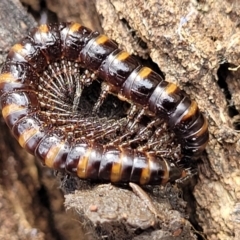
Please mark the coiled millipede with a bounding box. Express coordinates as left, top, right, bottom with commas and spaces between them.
0, 22, 209, 185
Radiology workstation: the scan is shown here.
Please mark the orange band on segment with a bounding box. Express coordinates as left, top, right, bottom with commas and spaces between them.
2, 104, 26, 119
161, 159, 170, 185
194, 117, 208, 137
77, 148, 91, 178
140, 165, 151, 185
38, 24, 49, 33
18, 128, 39, 148
45, 142, 64, 168
165, 83, 178, 94
69, 22, 82, 33
0, 73, 17, 84
11, 43, 24, 53
110, 158, 122, 183
96, 35, 109, 45
116, 51, 130, 61
181, 101, 198, 121
138, 67, 152, 78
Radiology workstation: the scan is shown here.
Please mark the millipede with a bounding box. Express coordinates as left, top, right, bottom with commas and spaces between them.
0, 22, 209, 185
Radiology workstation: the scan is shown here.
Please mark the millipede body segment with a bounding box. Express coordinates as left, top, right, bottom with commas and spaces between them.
0, 22, 209, 185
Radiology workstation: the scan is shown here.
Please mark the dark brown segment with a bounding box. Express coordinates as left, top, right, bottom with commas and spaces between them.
147, 156, 167, 184
120, 67, 161, 106
2, 61, 39, 87
185, 131, 209, 149
60, 22, 97, 61
0, 63, 38, 97
168, 96, 192, 127
98, 50, 140, 90
84, 143, 103, 179
174, 106, 201, 132
118, 147, 134, 182
3, 108, 32, 129
50, 140, 71, 170
7, 37, 48, 72
11, 114, 48, 154
65, 141, 90, 175
1, 91, 39, 110
181, 128, 209, 157
80, 35, 118, 71
150, 84, 185, 119
1, 91, 39, 128
29, 23, 64, 62
130, 151, 148, 183
99, 145, 119, 180
182, 113, 206, 138
148, 80, 169, 117
35, 129, 68, 170
25, 129, 48, 155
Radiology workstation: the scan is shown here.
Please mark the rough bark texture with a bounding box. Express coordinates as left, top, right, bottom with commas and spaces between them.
0, 0, 239, 239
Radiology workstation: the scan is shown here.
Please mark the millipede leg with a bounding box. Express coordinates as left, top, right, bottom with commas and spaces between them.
126, 104, 138, 124
121, 129, 152, 147
92, 82, 110, 113
72, 74, 82, 112
137, 141, 164, 152
80, 69, 97, 86
138, 118, 163, 136
107, 130, 135, 146
86, 120, 123, 140
72, 69, 97, 112
128, 108, 145, 130
175, 168, 197, 187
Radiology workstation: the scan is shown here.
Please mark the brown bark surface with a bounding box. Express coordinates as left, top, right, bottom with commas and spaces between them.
0, 0, 239, 239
